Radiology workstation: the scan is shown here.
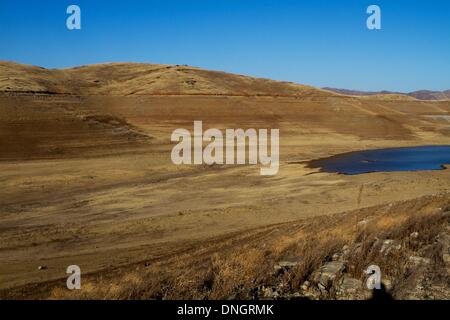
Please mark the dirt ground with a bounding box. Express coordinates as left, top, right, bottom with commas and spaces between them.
1, 63, 450, 298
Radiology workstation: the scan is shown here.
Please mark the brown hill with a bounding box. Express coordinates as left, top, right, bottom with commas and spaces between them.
3, 60, 447, 101
1, 61, 449, 161
0, 61, 328, 97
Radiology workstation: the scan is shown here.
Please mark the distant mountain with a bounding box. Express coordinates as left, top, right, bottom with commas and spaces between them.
408, 90, 450, 100
323, 87, 450, 101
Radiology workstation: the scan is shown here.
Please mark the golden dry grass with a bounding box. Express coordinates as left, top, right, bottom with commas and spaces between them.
37, 193, 449, 300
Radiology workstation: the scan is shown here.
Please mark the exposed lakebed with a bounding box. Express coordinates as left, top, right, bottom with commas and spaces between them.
307, 145, 450, 175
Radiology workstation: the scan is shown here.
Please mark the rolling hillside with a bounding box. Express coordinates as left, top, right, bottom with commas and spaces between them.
1, 61, 328, 97
1, 61, 450, 161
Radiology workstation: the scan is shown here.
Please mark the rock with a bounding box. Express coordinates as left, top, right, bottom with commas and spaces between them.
290, 292, 302, 298
332, 253, 341, 261
380, 239, 401, 255
443, 253, 450, 264
37, 265, 47, 270
261, 286, 280, 299
300, 281, 310, 291
303, 289, 321, 300
380, 239, 394, 251
276, 282, 285, 290
313, 261, 345, 289
410, 232, 419, 239
338, 276, 362, 294
357, 219, 369, 227
274, 256, 302, 271
408, 256, 431, 266
342, 245, 351, 257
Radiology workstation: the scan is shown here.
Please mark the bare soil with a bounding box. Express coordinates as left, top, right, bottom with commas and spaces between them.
0, 62, 449, 299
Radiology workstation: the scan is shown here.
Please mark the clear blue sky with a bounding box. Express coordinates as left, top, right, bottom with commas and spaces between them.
0, 0, 449, 92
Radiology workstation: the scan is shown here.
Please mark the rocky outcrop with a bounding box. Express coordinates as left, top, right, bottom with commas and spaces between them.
312, 261, 345, 291
250, 209, 450, 300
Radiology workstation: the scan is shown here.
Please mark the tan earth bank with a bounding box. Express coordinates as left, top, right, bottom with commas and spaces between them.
0, 61, 449, 299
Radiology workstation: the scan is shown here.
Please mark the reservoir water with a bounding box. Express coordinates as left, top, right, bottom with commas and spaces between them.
307, 145, 450, 175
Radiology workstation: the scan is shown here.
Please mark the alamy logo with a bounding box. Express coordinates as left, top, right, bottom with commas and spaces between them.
171, 121, 279, 175
365, 265, 381, 290
66, 265, 81, 290
66, 5, 81, 30
366, 5, 381, 30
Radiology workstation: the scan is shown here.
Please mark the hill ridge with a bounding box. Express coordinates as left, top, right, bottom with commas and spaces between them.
324, 86, 450, 101
0, 61, 420, 101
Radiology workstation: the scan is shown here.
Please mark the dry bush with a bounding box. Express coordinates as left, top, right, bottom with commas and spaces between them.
346, 205, 448, 294
47, 195, 449, 300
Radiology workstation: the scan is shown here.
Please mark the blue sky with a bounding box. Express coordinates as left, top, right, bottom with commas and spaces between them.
0, 0, 449, 92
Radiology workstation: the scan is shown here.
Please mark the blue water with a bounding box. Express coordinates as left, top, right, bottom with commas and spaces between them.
307, 145, 450, 175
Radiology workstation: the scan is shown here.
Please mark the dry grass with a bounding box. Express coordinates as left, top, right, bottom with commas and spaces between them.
43, 193, 449, 300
